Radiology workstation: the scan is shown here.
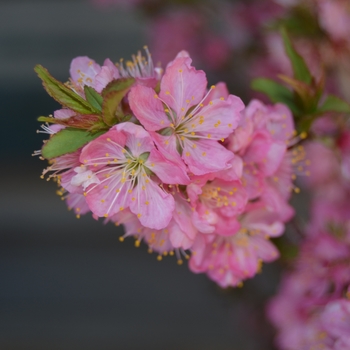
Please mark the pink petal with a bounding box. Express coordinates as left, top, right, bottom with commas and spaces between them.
115, 122, 154, 157
191, 95, 244, 139
69, 56, 101, 88
103, 58, 120, 79
159, 55, 207, 118
145, 149, 190, 185
172, 194, 197, 240
129, 85, 171, 131
80, 129, 127, 166
54, 109, 75, 120
95, 66, 115, 93
85, 172, 131, 218
149, 132, 185, 168
169, 221, 194, 250
130, 180, 175, 230
182, 139, 234, 175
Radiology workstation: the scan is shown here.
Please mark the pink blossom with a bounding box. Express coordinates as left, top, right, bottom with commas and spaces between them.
189, 205, 283, 288
69, 56, 119, 95
129, 52, 244, 175
78, 122, 189, 230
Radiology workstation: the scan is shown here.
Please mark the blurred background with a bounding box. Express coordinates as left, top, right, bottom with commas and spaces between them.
0, 1, 291, 349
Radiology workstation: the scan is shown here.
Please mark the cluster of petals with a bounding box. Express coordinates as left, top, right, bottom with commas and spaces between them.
39, 50, 299, 288
268, 232, 350, 350
268, 124, 350, 349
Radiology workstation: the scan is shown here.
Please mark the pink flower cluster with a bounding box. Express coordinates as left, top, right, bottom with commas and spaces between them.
39, 50, 297, 287
268, 127, 350, 349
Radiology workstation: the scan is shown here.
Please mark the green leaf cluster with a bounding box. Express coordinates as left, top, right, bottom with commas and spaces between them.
251, 28, 350, 134
35, 64, 135, 159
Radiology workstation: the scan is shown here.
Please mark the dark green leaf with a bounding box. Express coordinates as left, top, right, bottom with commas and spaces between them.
102, 90, 126, 126
84, 86, 103, 113
281, 27, 312, 84
41, 128, 104, 159
34, 65, 97, 115
318, 95, 350, 114
251, 78, 300, 114
101, 78, 135, 97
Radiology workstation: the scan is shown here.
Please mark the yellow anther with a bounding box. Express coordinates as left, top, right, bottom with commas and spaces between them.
211, 85, 215, 89
207, 134, 211, 138
294, 187, 300, 193
177, 259, 183, 265
165, 91, 170, 95
228, 123, 232, 127
135, 240, 141, 247
105, 153, 109, 157
104, 213, 108, 218
119, 237, 124, 242
157, 255, 163, 261
192, 144, 197, 149
202, 152, 206, 156
132, 197, 136, 201
179, 69, 183, 73
119, 206, 124, 211
137, 213, 142, 218
145, 201, 149, 205
107, 138, 111, 142
300, 131, 307, 139
185, 152, 190, 157
101, 199, 105, 203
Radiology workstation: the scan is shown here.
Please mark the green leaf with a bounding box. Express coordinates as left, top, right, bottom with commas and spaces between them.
101, 78, 135, 97
318, 95, 350, 114
41, 128, 104, 159
101, 78, 135, 126
251, 78, 300, 114
281, 27, 312, 84
102, 90, 126, 126
34, 65, 97, 115
84, 86, 103, 113
278, 75, 315, 112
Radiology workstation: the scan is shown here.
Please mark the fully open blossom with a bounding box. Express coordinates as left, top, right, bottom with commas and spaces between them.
129, 51, 244, 175
76, 122, 189, 230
